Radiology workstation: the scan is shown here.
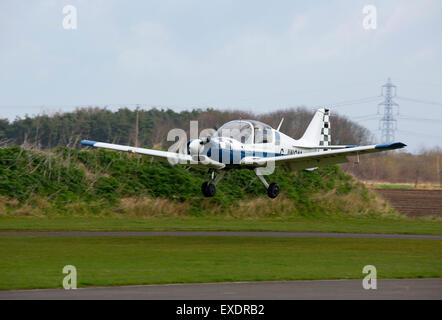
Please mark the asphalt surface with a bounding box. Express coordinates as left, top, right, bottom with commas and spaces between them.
1, 230, 441, 239
1, 279, 441, 300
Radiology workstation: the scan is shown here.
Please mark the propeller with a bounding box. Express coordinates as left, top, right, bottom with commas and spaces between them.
187, 130, 215, 156
188, 139, 205, 155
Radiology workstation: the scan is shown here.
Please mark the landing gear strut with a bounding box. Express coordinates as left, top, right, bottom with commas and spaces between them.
202, 170, 225, 197
255, 169, 280, 198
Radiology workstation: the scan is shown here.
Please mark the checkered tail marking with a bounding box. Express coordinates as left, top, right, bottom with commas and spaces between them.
319, 108, 330, 150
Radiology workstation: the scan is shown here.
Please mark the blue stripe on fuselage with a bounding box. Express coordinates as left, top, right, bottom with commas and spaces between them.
210, 148, 281, 164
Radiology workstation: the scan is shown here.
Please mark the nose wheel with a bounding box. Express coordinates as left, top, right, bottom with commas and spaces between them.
202, 170, 225, 197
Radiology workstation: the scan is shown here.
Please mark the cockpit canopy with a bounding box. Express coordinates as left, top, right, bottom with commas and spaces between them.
215, 120, 273, 144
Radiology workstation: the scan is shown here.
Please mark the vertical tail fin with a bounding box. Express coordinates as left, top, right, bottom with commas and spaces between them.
298, 108, 331, 148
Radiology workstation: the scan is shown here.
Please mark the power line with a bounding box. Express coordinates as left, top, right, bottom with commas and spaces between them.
396, 96, 442, 106
352, 114, 442, 124
397, 129, 442, 139
328, 96, 381, 108
353, 113, 442, 122
352, 113, 379, 119
353, 117, 379, 121
398, 116, 442, 122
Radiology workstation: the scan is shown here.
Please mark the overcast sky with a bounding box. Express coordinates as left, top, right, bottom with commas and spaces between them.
1, 0, 441, 152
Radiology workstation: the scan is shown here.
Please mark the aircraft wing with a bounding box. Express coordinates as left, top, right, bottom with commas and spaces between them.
240, 142, 406, 171
81, 140, 216, 167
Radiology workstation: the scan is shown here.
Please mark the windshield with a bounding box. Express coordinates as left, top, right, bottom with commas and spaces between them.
216, 121, 253, 144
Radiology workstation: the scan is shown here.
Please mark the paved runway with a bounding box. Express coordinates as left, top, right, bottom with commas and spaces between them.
1, 230, 441, 239
1, 279, 441, 300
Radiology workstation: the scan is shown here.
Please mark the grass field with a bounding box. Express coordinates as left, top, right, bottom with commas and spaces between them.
367, 183, 442, 190
0, 235, 440, 290
0, 216, 441, 234
375, 184, 414, 189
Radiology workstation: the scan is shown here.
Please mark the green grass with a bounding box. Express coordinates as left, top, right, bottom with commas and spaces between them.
376, 184, 414, 189
374, 183, 442, 190
0, 235, 440, 290
0, 216, 441, 235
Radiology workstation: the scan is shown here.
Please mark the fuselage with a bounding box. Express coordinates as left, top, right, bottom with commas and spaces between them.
194, 120, 316, 167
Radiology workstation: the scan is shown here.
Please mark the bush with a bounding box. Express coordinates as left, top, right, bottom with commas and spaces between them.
0, 147, 372, 216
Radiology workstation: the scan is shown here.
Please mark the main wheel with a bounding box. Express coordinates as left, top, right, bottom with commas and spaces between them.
202, 182, 216, 197
267, 182, 280, 198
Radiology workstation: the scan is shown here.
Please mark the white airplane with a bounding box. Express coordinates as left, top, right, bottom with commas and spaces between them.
81, 108, 406, 198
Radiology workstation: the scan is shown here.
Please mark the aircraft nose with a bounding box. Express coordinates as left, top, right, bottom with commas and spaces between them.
189, 139, 204, 154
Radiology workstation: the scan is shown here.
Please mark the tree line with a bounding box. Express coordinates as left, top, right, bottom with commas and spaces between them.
0, 107, 372, 150
1, 106, 439, 184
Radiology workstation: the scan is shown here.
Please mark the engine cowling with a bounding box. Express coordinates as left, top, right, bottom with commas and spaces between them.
188, 139, 204, 155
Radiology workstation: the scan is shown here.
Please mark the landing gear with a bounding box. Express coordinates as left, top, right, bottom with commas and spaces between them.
202, 181, 216, 197
267, 182, 280, 198
202, 170, 225, 197
255, 169, 280, 198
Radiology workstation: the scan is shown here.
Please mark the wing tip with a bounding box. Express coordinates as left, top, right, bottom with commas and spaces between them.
81, 140, 97, 147
375, 142, 407, 150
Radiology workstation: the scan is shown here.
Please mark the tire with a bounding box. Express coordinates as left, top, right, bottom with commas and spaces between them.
202, 182, 216, 197
202, 182, 209, 197
267, 182, 280, 198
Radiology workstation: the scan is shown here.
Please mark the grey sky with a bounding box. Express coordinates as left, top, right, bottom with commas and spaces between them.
1, 0, 441, 152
